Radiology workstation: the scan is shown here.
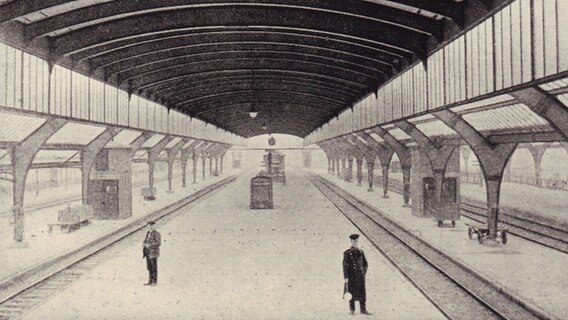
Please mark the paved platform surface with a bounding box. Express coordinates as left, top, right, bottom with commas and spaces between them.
313, 169, 568, 319
460, 181, 568, 227
0, 163, 171, 216
1, 167, 238, 284
378, 170, 568, 227
21, 169, 445, 320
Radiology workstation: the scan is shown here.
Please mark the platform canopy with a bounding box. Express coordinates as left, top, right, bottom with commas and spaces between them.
0, 0, 513, 138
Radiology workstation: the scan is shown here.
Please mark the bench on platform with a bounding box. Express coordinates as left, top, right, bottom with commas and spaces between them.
141, 187, 157, 200
48, 205, 92, 234
48, 219, 90, 233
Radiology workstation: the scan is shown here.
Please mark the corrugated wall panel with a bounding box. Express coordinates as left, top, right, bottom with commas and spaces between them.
6, 46, 17, 108
22, 53, 32, 111
496, 10, 504, 91
370, 93, 378, 126
117, 90, 129, 126
385, 83, 392, 121
511, 1, 523, 86
378, 89, 385, 123
520, 0, 533, 81
128, 95, 138, 128
0, 43, 6, 107
413, 63, 427, 113
444, 44, 453, 105
543, 0, 558, 76
533, 0, 545, 78
139, 98, 148, 130
559, 0, 568, 71
484, 19, 495, 94
41, 61, 49, 113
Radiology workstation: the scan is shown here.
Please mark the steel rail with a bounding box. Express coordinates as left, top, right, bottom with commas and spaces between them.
377, 176, 568, 254
310, 173, 553, 320
0, 174, 240, 320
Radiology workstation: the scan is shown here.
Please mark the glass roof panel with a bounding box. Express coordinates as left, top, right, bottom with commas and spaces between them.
388, 128, 411, 140
409, 114, 435, 123
462, 104, 549, 132
182, 139, 195, 148
0, 149, 11, 165
15, 0, 115, 24
352, 133, 370, 145
539, 77, 568, 91
361, 0, 444, 20
369, 132, 384, 143
346, 137, 358, 146
0, 112, 46, 142
164, 137, 182, 149
106, 129, 142, 147
451, 94, 514, 113
46, 122, 106, 145
556, 94, 568, 107
193, 141, 205, 150
133, 150, 148, 160
33, 150, 80, 164
415, 120, 457, 137
141, 134, 166, 148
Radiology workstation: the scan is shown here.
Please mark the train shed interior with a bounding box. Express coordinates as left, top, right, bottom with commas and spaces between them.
1, 0, 568, 319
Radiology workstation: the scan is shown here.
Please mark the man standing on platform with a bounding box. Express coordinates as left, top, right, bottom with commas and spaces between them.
142, 221, 161, 286
343, 234, 372, 315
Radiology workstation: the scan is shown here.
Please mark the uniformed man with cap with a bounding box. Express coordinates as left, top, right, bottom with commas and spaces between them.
142, 221, 161, 286
343, 234, 371, 315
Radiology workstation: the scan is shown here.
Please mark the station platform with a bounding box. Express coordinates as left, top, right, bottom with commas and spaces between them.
460, 181, 568, 228
0, 168, 239, 287
19, 169, 445, 320
382, 171, 568, 228
311, 168, 568, 319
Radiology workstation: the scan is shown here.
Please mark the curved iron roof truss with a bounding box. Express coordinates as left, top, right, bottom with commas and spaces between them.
0, 0, 514, 137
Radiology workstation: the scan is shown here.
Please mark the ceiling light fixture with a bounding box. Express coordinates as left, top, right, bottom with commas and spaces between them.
249, 71, 259, 118
249, 107, 258, 118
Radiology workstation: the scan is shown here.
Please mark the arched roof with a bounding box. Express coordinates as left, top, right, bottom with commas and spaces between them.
0, 0, 513, 137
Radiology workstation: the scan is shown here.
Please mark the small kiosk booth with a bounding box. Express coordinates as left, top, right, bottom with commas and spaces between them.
87, 148, 132, 219
411, 147, 460, 227
250, 173, 274, 209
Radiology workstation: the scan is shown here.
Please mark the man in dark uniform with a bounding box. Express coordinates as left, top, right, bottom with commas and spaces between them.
142, 221, 161, 286
343, 234, 372, 315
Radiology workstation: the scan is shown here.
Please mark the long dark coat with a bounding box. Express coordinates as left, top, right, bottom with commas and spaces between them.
143, 230, 161, 259
343, 247, 368, 301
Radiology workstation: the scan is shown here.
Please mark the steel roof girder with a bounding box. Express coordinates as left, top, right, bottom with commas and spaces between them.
79, 30, 410, 69
93, 41, 401, 76
117, 57, 380, 90
153, 77, 359, 99
23, 0, 442, 41
369, 127, 411, 167
178, 90, 347, 111
192, 99, 337, 113
50, 7, 428, 59
107, 51, 388, 82
511, 86, 568, 142
163, 84, 351, 105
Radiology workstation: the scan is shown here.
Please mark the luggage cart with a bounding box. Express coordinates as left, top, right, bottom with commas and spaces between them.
432, 203, 459, 227
466, 222, 508, 244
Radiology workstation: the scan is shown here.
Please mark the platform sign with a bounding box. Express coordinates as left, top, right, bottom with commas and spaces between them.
250, 176, 273, 209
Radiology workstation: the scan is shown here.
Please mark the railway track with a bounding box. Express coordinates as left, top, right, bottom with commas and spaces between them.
376, 176, 568, 254
0, 176, 170, 219
310, 173, 551, 320
460, 202, 568, 254
0, 175, 237, 320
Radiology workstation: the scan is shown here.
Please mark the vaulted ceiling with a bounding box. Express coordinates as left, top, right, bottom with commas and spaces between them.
0, 0, 513, 137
